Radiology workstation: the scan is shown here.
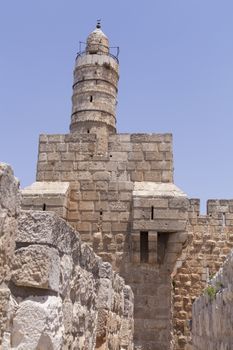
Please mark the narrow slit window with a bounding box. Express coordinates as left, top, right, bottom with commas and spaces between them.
42, 203, 46, 211
90, 95, 93, 102
87, 129, 90, 134
140, 231, 148, 263
151, 206, 154, 220
222, 212, 226, 227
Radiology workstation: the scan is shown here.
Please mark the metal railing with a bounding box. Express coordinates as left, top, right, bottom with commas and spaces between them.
76, 41, 119, 63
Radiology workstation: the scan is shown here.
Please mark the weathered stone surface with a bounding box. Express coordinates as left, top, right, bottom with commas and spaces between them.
11, 296, 64, 350
133, 181, 187, 198
11, 245, 60, 292
21, 181, 70, 219
17, 211, 79, 254
1, 202, 134, 349
192, 250, 233, 350
0, 163, 20, 217
0, 164, 20, 345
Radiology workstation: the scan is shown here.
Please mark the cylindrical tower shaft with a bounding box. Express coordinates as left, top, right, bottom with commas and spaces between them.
70, 24, 119, 140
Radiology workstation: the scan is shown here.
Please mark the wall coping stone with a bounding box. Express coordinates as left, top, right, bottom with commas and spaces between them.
133, 182, 187, 197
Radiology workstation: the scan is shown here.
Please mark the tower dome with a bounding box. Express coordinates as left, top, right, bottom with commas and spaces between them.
70, 22, 119, 147
86, 23, 109, 54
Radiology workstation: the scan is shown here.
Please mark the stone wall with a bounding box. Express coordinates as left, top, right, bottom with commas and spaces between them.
21, 181, 70, 219
24, 128, 233, 349
172, 199, 233, 350
31, 132, 173, 270
192, 250, 233, 350
0, 163, 20, 344
23, 131, 184, 350
36, 132, 173, 184
2, 210, 134, 349
130, 182, 188, 350
0, 162, 134, 349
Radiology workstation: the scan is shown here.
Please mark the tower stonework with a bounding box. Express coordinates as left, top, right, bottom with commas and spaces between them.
21, 25, 233, 350
70, 24, 119, 155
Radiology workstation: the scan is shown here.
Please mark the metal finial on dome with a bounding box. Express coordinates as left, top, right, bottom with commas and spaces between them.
96, 19, 101, 29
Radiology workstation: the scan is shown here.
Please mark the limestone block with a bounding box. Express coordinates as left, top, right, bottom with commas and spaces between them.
98, 278, 113, 309
11, 245, 60, 292
151, 160, 172, 170
99, 262, 113, 279
39, 134, 48, 143
118, 181, 134, 191
144, 171, 162, 182
133, 219, 187, 232
0, 215, 17, 284
79, 242, 101, 274
70, 266, 98, 310
56, 143, 67, 152
109, 201, 130, 211
123, 286, 134, 318
130, 133, 172, 143
47, 134, 64, 143
96, 308, 108, 339
145, 151, 164, 161
154, 209, 187, 220
11, 295, 64, 350
169, 197, 189, 210
109, 152, 128, 161
120, 318, 133, 347
60, 254, 73, 297
0, 163, 20, 216
128, 152, 144, 161
79, 201, 94, 211
39, 143, 56, 152
0, 163, 20, 344
17, 211, 79, 254
93, 171, 111, 181
0, 287, 13, 345
109, 133, 131, 143
71, 302, 97, 349
159, 142, 172, 152
133, 181, 187, 198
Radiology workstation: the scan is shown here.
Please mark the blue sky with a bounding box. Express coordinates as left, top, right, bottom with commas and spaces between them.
1, 1, 233, 213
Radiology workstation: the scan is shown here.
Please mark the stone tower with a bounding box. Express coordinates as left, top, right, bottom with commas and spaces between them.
22, 24, 233, 350
70, 22, 119, 155
22, 23, 188, 350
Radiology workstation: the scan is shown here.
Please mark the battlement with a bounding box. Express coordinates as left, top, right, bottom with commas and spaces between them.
188, 198, 233, 226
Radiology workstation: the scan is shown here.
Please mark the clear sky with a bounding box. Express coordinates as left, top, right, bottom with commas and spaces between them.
1, 1, 233, 213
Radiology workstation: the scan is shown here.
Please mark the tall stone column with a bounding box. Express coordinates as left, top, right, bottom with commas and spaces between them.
70, 22, 119, 155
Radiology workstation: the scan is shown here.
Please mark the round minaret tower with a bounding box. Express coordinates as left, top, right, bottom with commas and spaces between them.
70, 22, 119, 150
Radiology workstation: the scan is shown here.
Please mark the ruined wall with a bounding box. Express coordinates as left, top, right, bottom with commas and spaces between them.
2, 210, 134, 349
172, 199, 233, 350
0, 162, 134, 349
0, 164, 20, 345
192, 250, 233, 350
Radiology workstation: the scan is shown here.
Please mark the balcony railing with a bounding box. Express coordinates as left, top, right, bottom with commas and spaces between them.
76, 41, 119, 63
